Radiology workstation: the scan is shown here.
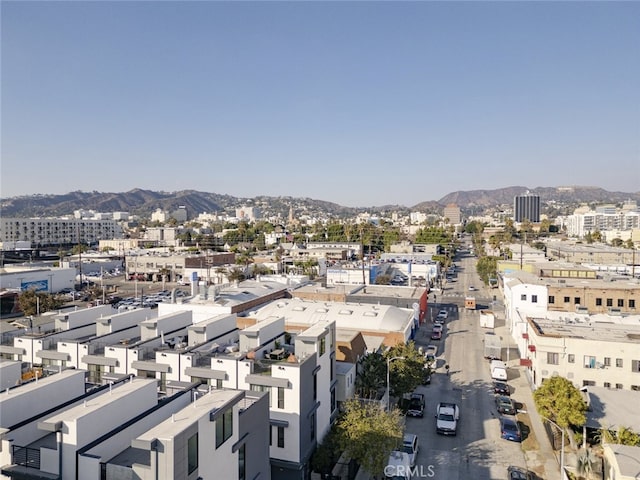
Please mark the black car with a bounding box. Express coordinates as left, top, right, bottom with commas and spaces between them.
495, 395, 516, 415
493, 381, 510, 396
508, 466, 537, 480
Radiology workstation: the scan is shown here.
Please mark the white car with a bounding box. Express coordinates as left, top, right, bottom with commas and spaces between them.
468, 286, 475, 291
437, 309, 448, 320
401, 433, 419, 467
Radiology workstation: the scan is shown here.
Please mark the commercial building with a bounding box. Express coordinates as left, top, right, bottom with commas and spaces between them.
443, 204, 462, 225
513, 193, 540, 223
512, 309, 640, 390
0, 217, 122, 247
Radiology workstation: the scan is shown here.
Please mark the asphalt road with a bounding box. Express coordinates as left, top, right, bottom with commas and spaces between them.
405, 250, 527, 480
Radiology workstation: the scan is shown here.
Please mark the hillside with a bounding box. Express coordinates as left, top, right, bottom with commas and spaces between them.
1, 186, 638, 218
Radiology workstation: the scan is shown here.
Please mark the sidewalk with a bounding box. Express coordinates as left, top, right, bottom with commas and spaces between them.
498, 321, 562, 480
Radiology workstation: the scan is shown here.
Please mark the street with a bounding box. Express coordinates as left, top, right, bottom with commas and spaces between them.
405, 250, 528, 480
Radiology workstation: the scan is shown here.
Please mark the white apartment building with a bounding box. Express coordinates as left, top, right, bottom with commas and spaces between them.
519, 310, 640, 390
0, 217, 123, 247
560, 208, 640, 239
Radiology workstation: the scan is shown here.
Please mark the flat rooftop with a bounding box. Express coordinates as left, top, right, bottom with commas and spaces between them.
528, 310, 640, 343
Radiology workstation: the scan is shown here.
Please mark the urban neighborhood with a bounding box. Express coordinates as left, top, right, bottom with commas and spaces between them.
0, 190, 639, 480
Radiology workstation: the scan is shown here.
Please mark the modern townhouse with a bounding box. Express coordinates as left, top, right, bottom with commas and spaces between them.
0, 370, 271, 480
0, 377, 159, 480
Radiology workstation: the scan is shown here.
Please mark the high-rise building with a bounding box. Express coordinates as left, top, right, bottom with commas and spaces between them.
513, 193, 540, 222
443, 204, 462, 225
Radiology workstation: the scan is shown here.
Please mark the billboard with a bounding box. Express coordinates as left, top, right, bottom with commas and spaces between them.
21, 279, 48, 292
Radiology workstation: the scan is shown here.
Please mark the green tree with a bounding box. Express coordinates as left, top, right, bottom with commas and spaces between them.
355, 353, 386, 399
464, 221, 484, 235
385, 342, 424, 400
476, 256, 498, 284
611, 238, 623, 247
624, 238, 635, 249
533, 376, 587, 445
374, 274, 391, 285
18, 289, 65, 317
539, 218, 552, 234
310, 425, 342, 478
337, 399, 404, 479
227, 267, 245, 283
599, 425, 640, 446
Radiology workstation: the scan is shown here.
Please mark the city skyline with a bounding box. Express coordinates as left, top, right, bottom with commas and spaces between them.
2, 1, 639, 207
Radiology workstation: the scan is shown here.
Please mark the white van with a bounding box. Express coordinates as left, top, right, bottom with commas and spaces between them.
490, 360, 508, 381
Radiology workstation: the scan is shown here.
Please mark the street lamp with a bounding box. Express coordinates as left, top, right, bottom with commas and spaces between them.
542, 416, 565, 478
385, 356, 405, 411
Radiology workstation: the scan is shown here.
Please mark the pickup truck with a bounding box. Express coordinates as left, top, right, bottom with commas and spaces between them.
406, 393, 425, 418
435, 402, 460, 435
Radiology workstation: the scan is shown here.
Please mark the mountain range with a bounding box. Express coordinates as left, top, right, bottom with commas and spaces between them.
1, 186, 638, 219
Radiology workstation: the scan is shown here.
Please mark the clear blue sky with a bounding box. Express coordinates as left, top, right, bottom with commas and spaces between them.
2, 1, 639, 208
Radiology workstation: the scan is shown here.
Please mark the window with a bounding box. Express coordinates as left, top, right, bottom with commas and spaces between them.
583, 380, 596, 387
532, 295, 538, 303
277, 426, 285, 448
548, 295, 555, 304
568, 354, 575, 363
521, 294, 527, 301
319, 337, 326, 356
632, 360, 640, 373
310, 412, 316, 441
595, 298, 602, 306
331, 387, 336, 412
584, 356, 596, 369
277, 387, 284, 409
188, 433, 198, 474
618, 299, 624, 307
604, 357, 611, 367
630, 299, 636, 308
313, 373, 317, 401
564, 296, 570, 303
547, 352, 559, 365
616, 358, 623, 368
632, 385, 640, 391
574, 297, 581, 305
604, 382, 611, 388
238, 444, 246, 480
616, 384, 623, 389
269, 426, 272, 446
216, 408, 233, 448
606, 298, 613, 307
251, 384, 272, 407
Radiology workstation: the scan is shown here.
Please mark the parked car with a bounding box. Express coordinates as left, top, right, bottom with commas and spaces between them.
432, 324, 443, 333
424, 345, 438, 364
508, 466, 537, 480
493, 381, 511, 396
422, 367, 432, 385
431, 330, 442, 340
406, 393, 425, 418
495, 395, 516, 415
468, 286, 475, 291
500, 416, 522, 442
385, 451, 411, 479
401, 433, 419, 467
437, 309, 448, 320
